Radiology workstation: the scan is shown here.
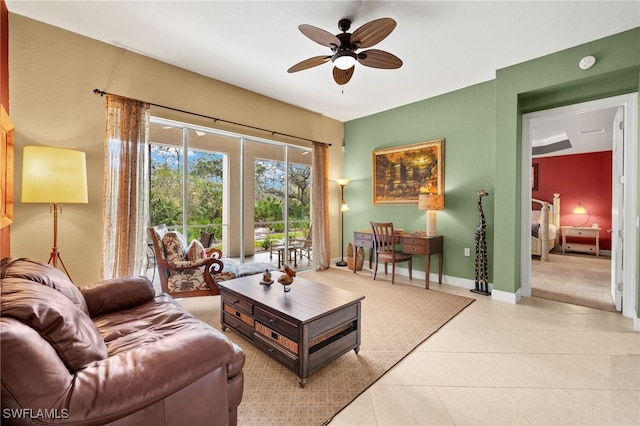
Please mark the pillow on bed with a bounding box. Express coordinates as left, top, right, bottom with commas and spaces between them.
531, 211, 542, 224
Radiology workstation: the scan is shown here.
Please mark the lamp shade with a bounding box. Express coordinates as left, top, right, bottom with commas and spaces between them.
335, 178, 351, 187
22, 146, 88, 203
572, 203, 587, 215
418, 193, 444, 211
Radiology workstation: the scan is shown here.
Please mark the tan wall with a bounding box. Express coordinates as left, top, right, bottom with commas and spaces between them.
9, 14, 344, 285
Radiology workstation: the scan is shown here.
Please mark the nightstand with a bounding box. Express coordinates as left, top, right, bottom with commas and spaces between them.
561, 226, 600, 256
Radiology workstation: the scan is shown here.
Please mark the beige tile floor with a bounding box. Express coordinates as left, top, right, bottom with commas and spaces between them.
329, 279, 640, 426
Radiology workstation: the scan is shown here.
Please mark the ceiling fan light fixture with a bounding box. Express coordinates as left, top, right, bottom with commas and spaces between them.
332, 51, 357, 70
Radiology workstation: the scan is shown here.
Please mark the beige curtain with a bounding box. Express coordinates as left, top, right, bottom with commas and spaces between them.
101, 95, 150, 279
311, 142, 330, 270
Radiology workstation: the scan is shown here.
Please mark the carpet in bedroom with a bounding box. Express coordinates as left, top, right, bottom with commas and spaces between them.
531, 252, 615, 312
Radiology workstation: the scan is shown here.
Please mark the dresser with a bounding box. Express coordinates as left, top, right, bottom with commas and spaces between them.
561, 226, 600, 256
353, 230, 444, 289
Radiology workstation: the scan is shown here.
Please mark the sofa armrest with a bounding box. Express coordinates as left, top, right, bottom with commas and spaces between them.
81, 276, 155, 317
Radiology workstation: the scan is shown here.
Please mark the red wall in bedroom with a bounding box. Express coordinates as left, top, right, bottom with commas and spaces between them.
532, 151, 612, 251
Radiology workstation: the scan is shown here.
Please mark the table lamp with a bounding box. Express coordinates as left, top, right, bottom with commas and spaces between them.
22, 146, 88, 280
572, 202, 590, 226
418, 193, 444, 237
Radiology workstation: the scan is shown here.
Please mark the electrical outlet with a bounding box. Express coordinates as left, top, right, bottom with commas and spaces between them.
464, 248, 471, 257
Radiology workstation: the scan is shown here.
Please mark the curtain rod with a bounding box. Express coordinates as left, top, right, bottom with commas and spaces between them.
93, 89, 331, 146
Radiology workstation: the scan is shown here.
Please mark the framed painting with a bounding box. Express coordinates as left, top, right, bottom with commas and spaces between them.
531, 163, 539, 191
372, 139, 444, 205
0, 104, 13, 229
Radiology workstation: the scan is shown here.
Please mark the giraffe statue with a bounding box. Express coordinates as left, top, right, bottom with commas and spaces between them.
472, 189, 491, 295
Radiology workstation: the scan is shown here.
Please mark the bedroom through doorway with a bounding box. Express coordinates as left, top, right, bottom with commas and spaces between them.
521, 94, 638, 317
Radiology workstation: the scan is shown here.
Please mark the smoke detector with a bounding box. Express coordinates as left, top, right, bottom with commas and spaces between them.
579, 55, 596, 70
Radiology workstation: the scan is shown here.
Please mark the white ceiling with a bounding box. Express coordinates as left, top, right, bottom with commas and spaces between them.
6, 1, 639, 155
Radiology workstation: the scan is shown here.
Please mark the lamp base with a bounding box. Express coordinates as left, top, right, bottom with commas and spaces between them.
426, 211, 438, 237
48, 249, 73, 282
336, 260, 348, 267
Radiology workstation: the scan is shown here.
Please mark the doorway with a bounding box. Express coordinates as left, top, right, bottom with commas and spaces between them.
521, 94, 638, 319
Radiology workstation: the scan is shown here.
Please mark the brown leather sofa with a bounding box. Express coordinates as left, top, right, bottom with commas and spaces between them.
0, 257, 244, 425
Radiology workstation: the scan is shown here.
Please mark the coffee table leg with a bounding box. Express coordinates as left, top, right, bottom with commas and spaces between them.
298, 378, 307, 388
354, 346, 360, 355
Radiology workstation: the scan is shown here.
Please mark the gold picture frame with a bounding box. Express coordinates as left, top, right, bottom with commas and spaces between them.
0, 104, 14, 229
372, 139, 444, 205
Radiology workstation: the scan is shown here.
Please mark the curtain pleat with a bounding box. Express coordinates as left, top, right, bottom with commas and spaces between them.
311, 142, 330, 270
101, 95, 150, 279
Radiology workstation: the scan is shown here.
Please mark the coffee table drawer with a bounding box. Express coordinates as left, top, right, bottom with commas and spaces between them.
254, 306, 298, 340
222, 292, 253, 314
223, 312, 254, 340
253, 332, 298, 373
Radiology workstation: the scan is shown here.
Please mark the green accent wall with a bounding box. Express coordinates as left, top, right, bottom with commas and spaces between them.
344, 81, 496, 282
345, 27, 640, 306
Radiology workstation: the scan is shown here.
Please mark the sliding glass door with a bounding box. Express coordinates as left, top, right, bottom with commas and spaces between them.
149, 117, 311, 265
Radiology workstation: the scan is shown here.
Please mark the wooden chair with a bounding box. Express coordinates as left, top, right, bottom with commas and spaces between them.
370, 221, 412, 284
149, 224, 224, 298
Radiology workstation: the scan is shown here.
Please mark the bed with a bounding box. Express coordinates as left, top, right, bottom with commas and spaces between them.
531, 193, 560, 261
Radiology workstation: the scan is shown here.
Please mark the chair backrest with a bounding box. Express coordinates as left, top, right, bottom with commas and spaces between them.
370, 222, 397, 253
301, 225, 313, 248
199, 230, 214, 248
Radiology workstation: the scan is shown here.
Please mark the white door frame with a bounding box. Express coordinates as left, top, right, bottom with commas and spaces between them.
520, 93, 638, 319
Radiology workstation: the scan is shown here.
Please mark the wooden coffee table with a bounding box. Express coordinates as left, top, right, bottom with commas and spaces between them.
218, 271, 364, 387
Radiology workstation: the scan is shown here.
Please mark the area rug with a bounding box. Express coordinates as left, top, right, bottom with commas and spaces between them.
177, 268, 474, 426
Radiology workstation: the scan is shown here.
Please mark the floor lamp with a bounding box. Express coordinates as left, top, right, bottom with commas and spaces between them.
22, 146, 88, 280
335, 178, 351, 267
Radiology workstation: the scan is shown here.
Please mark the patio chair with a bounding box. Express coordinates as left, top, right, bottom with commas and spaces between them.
294, 225, 313, 262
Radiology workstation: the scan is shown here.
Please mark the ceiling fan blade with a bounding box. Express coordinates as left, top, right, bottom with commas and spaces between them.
287, 56, 331, 73
333, 66, 354, 85
351, 18, 396, 49
357, 49, 403, 69
298, 24, 341, 49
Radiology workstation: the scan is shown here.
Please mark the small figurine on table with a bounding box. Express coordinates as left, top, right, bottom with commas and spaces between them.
260, 269, 273, 285
278, 265, 296, 292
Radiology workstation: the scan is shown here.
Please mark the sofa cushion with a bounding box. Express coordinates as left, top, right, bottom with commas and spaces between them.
186, 239, 206, 261
1, 279, 108, 371
81, 276, 156, 317
0, 257, 90, 315
162, 231, 187, 263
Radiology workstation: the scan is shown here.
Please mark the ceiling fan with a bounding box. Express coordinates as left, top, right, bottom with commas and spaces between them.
287, 17, 403, 85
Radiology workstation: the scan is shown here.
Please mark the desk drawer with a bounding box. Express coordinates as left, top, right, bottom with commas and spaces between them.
403, 243, 427, 255
354, 232, 373, 247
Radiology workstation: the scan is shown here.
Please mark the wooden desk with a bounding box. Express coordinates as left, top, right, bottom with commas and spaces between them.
353, 230, 444, 289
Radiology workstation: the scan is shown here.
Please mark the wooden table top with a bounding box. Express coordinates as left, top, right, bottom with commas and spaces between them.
217, 271, 365, 324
